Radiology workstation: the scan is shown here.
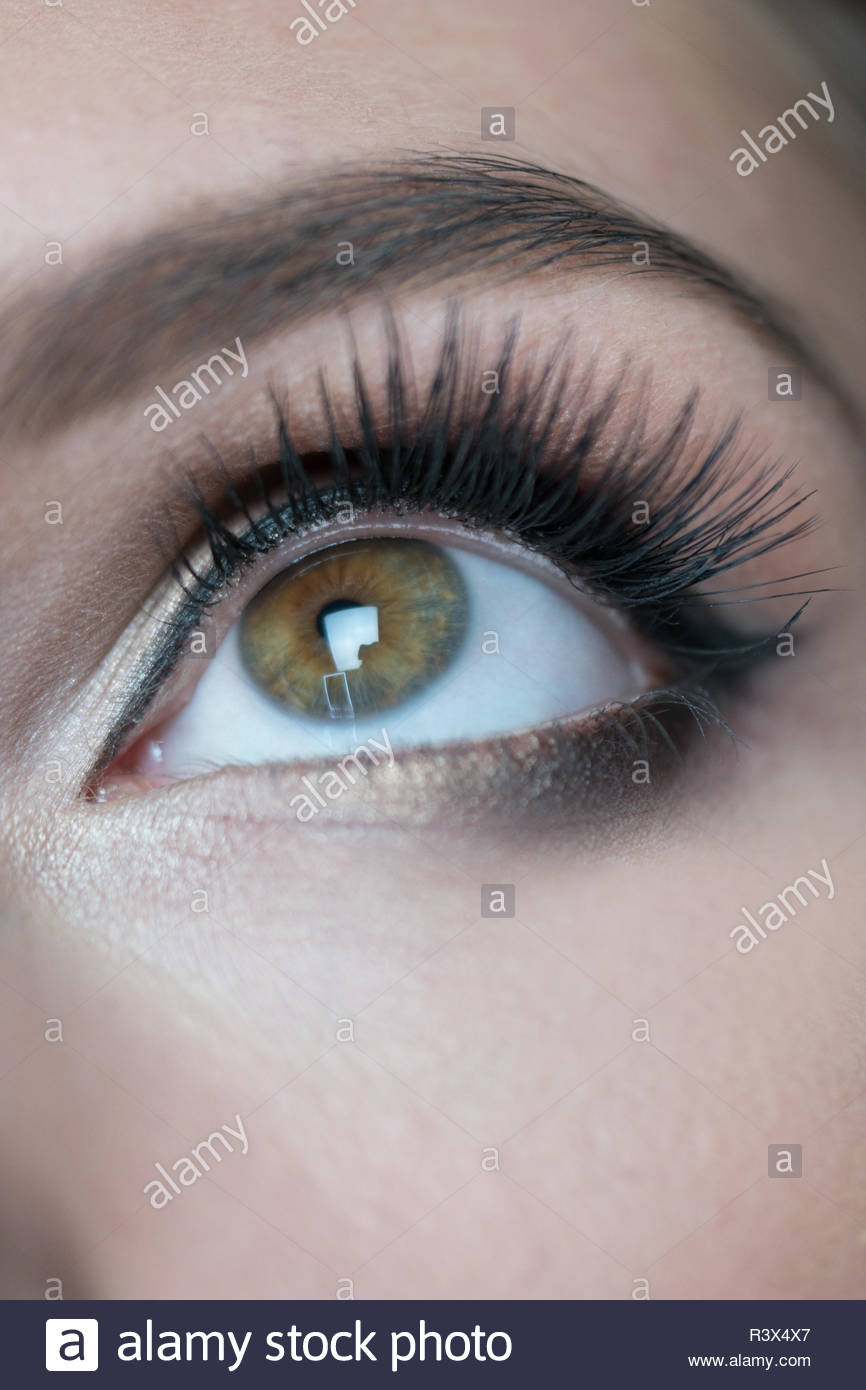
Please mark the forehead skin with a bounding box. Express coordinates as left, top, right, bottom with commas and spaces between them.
0, 0, 863, 1300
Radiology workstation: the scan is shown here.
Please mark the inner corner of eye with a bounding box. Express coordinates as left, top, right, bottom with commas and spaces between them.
100, 533, 655, 791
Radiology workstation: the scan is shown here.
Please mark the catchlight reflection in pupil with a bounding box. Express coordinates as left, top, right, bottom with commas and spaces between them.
238, 538, 469, 720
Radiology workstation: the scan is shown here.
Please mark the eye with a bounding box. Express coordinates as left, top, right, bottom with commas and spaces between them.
87, 321, 814, 807
125, 528, 653, 784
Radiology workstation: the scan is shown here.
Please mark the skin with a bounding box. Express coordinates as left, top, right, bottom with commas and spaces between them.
0, 0, 864, 1300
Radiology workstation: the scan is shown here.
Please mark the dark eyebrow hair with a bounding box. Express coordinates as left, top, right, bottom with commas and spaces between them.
0, 151, 829, 438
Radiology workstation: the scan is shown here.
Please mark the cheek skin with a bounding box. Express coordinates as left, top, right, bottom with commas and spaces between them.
0, 741, 861, 1297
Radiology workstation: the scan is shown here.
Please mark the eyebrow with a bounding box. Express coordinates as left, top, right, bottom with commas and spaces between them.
0, 151, 830, 438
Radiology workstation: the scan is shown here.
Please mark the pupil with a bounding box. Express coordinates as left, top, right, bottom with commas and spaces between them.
316, 597, 363, 638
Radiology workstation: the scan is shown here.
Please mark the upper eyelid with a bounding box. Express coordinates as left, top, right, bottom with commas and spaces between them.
170, 319, 816, 619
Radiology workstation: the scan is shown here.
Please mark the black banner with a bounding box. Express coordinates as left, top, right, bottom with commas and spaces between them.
8, 1298, 859, 1386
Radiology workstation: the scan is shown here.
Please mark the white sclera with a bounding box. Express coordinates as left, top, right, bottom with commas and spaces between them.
147, 544, 647, 779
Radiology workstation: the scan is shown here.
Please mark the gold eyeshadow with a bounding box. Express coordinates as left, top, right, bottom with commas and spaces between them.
238, 537, 468, 719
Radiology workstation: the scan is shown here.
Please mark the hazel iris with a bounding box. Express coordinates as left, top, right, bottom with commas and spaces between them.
239, 538, 468, 719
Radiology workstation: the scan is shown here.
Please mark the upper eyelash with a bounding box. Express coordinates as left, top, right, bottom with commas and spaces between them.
175, 310, 819, 661
87, 310, 822, 782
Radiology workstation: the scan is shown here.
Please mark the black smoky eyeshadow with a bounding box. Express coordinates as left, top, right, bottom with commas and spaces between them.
85, 314, 821, 785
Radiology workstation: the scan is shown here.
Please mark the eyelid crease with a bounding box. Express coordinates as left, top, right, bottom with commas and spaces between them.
83, 312, 819, 789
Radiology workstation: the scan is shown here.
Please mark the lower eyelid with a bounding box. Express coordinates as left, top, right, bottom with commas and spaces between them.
89, 685, 731, 847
